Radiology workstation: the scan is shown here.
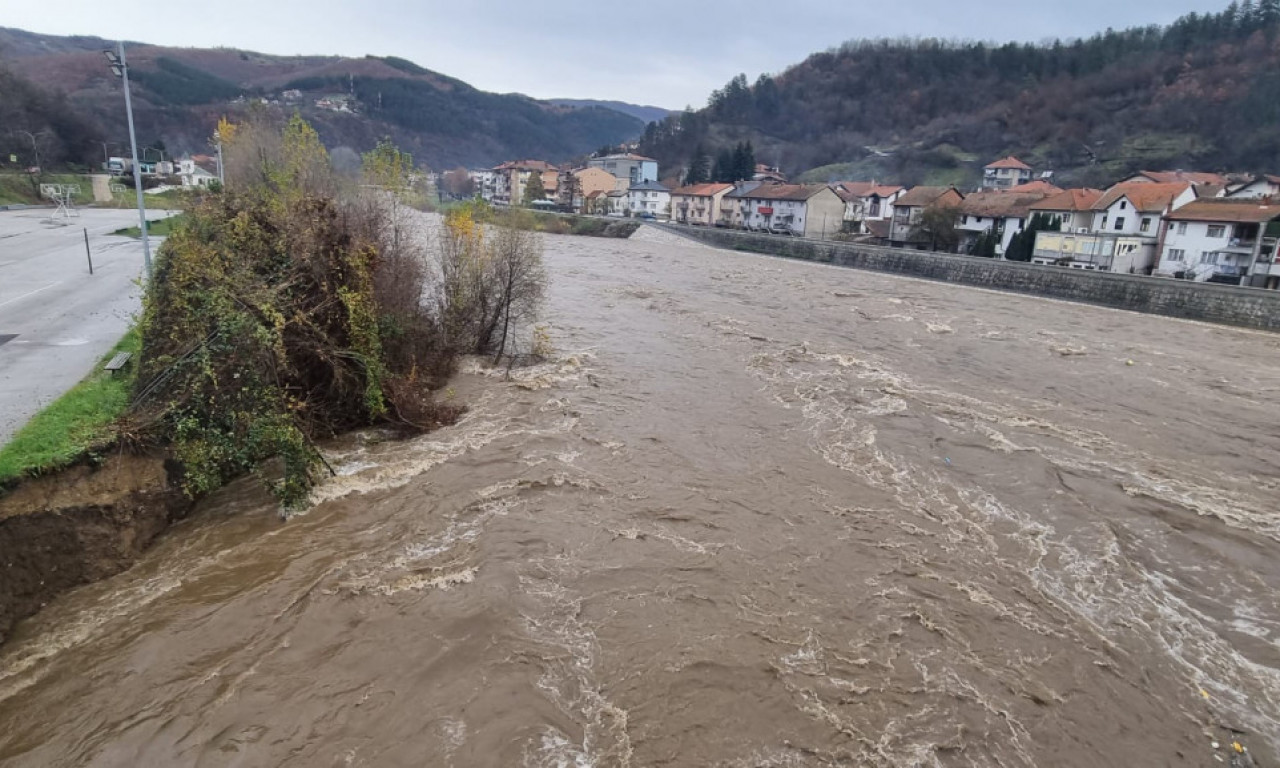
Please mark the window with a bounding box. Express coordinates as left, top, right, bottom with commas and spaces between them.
1140, 218, 1152, 232
1063, 213, 1073, 224
1207, 225, 1226, 238
1200, 252, 1219, 265
1114, 217, 1126, 230
1120, 201, 1128, 210
1177, 222, 1188, 234
1167, 248, 1186, 261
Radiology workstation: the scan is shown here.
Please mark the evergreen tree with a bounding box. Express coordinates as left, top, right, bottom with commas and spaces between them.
1242, 0, 1259, 30
733, 141, 757, 182
522, 171, 546, 206
684, 144, 711, 185
712, 147, 735, 183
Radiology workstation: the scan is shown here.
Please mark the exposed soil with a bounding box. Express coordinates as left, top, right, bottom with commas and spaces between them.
0, 454, 192, 644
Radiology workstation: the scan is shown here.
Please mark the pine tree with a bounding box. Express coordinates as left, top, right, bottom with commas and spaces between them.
684, 144, 710, 186
522, 171, 546, 206
712, 147, 734, 183
1242, 0, 1259, 30
732, 142, 757, 182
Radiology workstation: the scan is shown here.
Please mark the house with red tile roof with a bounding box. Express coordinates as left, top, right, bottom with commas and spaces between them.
1028, 182, 1197, 273
737, 184, 846, 238
889, 186, 965, 246
1226, 175, 1280, 200
982, 156, 1034, 190
833, 182, 905, 235
956, 187, 1059, 255
1156, 198, 1280, 287
671, 183, 735, 226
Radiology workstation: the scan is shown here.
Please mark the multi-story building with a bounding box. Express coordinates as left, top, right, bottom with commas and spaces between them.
889, 186, 965, 246
671, 183, 735, 226
982, 157, 1034, 190
559, 167, 618, 212
587, 154, 659, 189
1029, 182, 1194, 273
834, 182, 905, 234
719, 181, 764, 228
626, 180, 671, 217
738, 184, 846, 238
955, 187, 1057, 255
1156, 198, 1280, 286
492, 160, 555, 205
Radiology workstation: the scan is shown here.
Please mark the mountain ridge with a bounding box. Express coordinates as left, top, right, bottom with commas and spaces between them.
638, 2, 1280, 188
0, 27, 645, 170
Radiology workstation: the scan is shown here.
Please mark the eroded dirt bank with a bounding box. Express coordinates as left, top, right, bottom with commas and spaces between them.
0, 455, 190, 645
1, 223, 1278, 766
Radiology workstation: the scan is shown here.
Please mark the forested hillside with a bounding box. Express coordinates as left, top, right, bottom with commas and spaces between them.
0, 28, 644, 170
640, 1, 1280, 187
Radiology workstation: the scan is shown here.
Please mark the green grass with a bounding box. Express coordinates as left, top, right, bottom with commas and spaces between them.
0, 328, 140, 484
0, 173, 96, 206
114, 213, 186, 238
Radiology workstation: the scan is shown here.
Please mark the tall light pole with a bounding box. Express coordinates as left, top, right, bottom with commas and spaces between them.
103, 43, 151, 278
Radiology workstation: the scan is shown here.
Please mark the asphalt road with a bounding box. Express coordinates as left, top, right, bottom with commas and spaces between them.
0, 208, 172, 446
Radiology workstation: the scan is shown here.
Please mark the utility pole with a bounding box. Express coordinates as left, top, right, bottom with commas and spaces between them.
104, 43, 151, 278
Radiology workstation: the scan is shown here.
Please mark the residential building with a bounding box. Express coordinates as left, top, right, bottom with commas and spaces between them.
955, 188, 1057, 255
493, 160, 555, 205
834, 182, 904, 234
626, 180, 671, 217
889, 186, 965, 246
1122, 170, 1230, 186
753, 164, 788, 184
738, 184, 846, 238
1156, 198, 1280, 287
1030, 182, 1195, 273
719, 181, 764, 228
605, 189, 629, 216
1226, 175, 1280, 200
558, 167, 618, 211
982, 156, 1034, 190
671, 183, 735, 226
176, 157, 218, 188
587, 154, 658, 189
1029, 188, 1104, 234
468, 168, 499, 201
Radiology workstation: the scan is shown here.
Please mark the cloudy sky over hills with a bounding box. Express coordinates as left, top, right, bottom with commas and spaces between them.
5, 0, 1231, 106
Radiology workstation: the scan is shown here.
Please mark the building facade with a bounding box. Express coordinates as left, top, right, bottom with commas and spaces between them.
982, 157, 1034, 190
626, 180, 671, 217
587, 154, 659, 189
671, 183, 735, 226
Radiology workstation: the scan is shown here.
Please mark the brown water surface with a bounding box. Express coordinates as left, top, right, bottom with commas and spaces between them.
2, 223, 1278, 767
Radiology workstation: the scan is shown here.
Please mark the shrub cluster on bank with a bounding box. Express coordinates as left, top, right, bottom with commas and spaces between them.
122, 114, 545, 507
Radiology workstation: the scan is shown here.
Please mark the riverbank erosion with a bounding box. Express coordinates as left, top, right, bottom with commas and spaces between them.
0, 454, 189, 644
1, 230, 1278, 766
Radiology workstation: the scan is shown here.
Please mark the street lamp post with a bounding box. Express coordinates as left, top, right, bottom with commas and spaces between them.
103, 42, 151, 278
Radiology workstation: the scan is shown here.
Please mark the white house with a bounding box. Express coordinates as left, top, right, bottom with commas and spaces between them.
1226, 175, 1280, 200
718, 181, 764, 227
956, 187, 1058, 255
1029, 182, 1194, 273
834, 182, 904, 234
587, 154, 659, 189
176, 157, 218, 188
738, 184, 846, 239
982, 156, 1033, 190
626, 180, 670, 217
1156, 198, 1280, 287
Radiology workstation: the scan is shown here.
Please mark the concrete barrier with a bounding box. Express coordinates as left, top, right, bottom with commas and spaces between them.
656, 224, 1280, 332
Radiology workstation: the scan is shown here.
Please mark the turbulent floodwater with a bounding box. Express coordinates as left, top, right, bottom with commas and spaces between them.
2, 224, 1280, 767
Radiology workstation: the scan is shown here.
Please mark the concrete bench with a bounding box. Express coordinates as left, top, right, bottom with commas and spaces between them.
104, 352, 133, 374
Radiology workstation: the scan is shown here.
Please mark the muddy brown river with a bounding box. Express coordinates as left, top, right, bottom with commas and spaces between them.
2, 224, 1279, 766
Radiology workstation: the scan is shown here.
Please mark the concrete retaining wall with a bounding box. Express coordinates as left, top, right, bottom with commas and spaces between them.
659, 225, 1280, 332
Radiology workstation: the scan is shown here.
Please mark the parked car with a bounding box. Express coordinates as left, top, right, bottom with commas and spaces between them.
638, 212, 657, 221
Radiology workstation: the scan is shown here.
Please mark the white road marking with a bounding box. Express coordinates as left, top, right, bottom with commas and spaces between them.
0, 281, 63, 309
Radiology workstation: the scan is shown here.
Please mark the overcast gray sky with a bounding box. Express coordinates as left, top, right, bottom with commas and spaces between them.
6, 0, 1231, 107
